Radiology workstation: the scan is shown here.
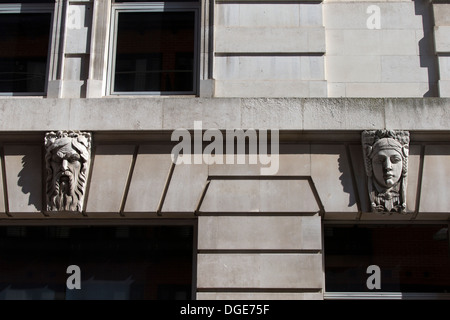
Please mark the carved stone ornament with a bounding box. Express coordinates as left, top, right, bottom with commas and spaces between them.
45, 131, 92, 212
362, 130, 410, 214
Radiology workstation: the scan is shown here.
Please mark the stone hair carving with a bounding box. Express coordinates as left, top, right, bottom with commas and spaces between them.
45, 131, 92, 212
362, 130, 410, 214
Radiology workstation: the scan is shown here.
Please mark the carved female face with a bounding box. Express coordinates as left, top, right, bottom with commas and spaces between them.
372, 148, 403, 189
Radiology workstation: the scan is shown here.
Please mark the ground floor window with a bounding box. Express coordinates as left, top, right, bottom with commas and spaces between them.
0, 225, 194, 300
324, 224, 450, 296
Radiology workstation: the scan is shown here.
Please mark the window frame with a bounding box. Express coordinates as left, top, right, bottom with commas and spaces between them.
0, 3, 54, 96
322, 221, 450, 300
107, 2, 200, 96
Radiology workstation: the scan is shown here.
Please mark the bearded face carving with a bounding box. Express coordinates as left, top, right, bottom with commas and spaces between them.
362, 130, 410, 214
45, 131, 92, 212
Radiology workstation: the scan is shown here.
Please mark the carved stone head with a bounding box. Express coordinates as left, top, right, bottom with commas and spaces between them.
362, 130, 409, 214
45, 131, 92, 212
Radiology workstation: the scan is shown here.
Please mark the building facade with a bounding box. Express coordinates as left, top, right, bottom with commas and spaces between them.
0, 0, 449, 299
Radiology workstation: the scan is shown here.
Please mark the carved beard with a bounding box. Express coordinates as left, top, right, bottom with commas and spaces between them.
48, 168, 84, 212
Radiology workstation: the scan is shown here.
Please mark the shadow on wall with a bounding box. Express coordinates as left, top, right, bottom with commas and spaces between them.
16, 152, 42, 212
338, 153, 357, 208
414, 0, 439, 97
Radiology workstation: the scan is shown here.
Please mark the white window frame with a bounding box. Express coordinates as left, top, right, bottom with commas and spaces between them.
107, 2, 200, 96
0, 3, 54, 96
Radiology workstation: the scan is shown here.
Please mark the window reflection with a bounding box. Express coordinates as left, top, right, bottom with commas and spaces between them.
0, 13, 51, 94
113, 11, 195, 93
0, 226, 194, 300
325, 225, 450, 293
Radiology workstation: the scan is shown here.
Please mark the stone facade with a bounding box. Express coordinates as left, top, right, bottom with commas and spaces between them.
0, 0, 449, 300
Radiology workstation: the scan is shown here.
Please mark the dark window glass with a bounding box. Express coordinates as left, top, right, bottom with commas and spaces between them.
0, 13, 51, 93
0, 225, 194, 300
114, 11, 195, 93
324, 225, 450, 293
0, 0, 54, 3
115, 0, 198, 2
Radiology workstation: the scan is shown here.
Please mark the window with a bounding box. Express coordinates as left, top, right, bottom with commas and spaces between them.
0, 225, 194, 300
108, 0, 199, 95
324, 224, 450, 299
0, 1, 54, 95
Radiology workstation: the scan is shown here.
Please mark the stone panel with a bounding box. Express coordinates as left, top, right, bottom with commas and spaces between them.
162, 162, 208, 213
433, 4, 450, 26
326, 56, 381, 83
197, 253, 323, 289
3, 146, 42, 213
434, 26, 450, 53
419, 145, 450, 213
123, 145, 173, 213
439, 80, 450, 97
344, 82, 432, 98
214, 56, 324, 80
197, 292, 322, 300
405, 144, 422, 214
384, 98, 450, 130
304, 98, 385, 130
214, 80, 326, 98
200, 179, 320, 213
198, 215, 322, 250
438, 56, 450, 81
324, 2, 421, 30
85, 145, 134, 213
215, 27, 325, 53
216, 3, 322, 27
311, 144, 358, 213
207, 144, 310, 176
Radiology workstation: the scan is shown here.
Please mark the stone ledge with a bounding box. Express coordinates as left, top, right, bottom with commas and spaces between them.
0, 97, 448, 132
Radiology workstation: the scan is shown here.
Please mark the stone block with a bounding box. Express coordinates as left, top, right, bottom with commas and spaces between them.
198, 215, 322, 250
385, 98, 450, 130
3, 145, 42, 213
324, 2, 421, 30
197, 253, 323, 289
381, 56, 429, 83
214, 56, 324, 81
216, 3, 322, 28
162, 98, 241, 130
433, 4, 450, 26
123, 145, 173, 213
405, 145, 422, 214
310, 144, 358, 213
62, 80, 85, 99
85, 145, 135, 213
435, 26, 450, 53
419, 145, 450, 213
240, 98, 303, 130
196, 292, 323, 300
326, 56, 381, 83
344, 82, 432, 98
0, 99, 71, 131
438, 56, 450, 80
65, 28, 90, 54
199, 179, 320, 213
214, 80, 311, 98
69, 98, 163, 131
162, 162, 208, 213
303, 98, 385, 130
439, 80, 450, 97
215, 27, 325, 53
